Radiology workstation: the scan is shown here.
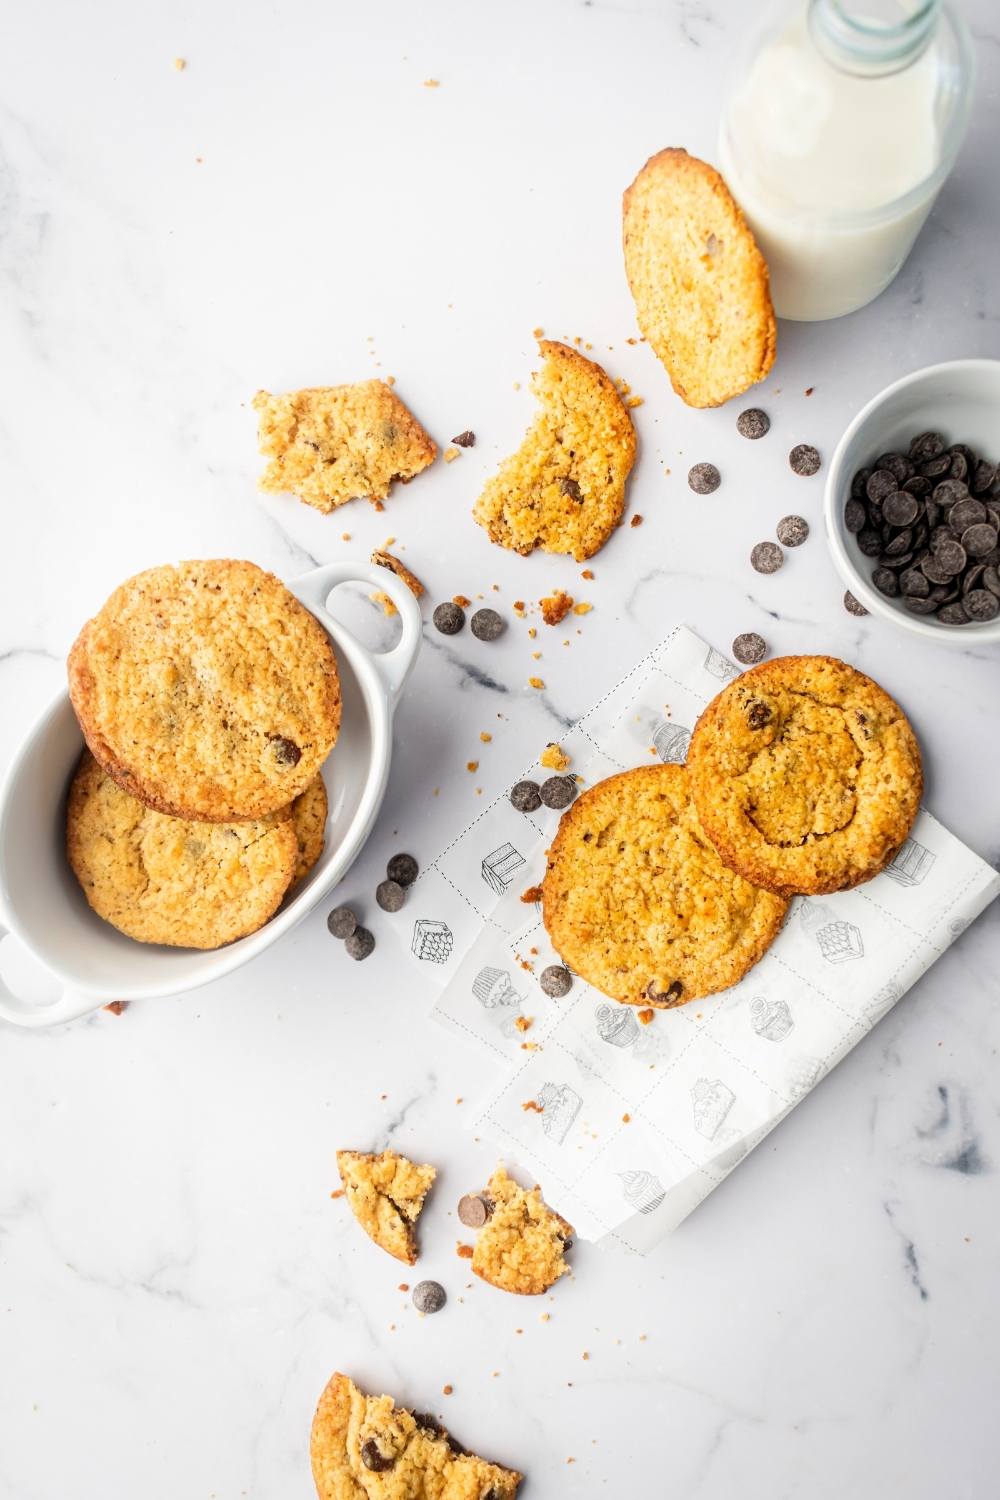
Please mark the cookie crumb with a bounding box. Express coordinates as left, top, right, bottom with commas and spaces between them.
174, 57, 185, 70
521, 884, 543, 904
540, 743, 570, 771
573, 602, 592, 616
372, 549, 424, 597
528, 627, 536, 638
342, 532, 350, 541
456, 1243, 473, 1258
398, 1283, 409, 1291
444, 446, 461, 463
622, 1113, 631, 1123
103, 1001, 127, 1015
514, 1015, 534, 1033
424, 78, 439, 87
370, 591, 397, 617
532, 326, 544, 337
467, 761, 478, 772
638, 1008, 654, 1025
529, 677, 545, 689
480, 732, 492, 742
442, 1385, 452, 1394
522, 1100, 544, 1113
386, 375, 395, 386
330, 1189, 345, 1199
631, 514, 643, 527
453, 594, 471, 608
625, 396, 643, 408
581, 569, 594, 579
540, 589, 574, 625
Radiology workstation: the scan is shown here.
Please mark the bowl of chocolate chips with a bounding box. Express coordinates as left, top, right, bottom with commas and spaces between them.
825, 359, 1000, 642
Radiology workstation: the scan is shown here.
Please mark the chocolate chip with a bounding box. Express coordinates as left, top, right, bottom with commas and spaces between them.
789, 444, 821, 476
776, 515, 809, 547
376, 879, 405, 912
361, 1439, 395, 1473
345, 926, 375, 960
963, 564, 986, 595
688, 463, 721, 494
964, 589, 1000, 621
984, 566, 1000, 598
451, 430, 475, 448
844, 590, 868, 616
909, 431, 945, 460
540, 775, 577, 809
457, 1194, 488, 1228
971, 459, 997, 494
857, 529, 882, 557
386, 853, 418, 887
746, 700, 772, 730
737, 408, 770, 439
327, 906, 357, 939
540, 965, 573, 997
866, 470, 897, 503
845, 499, 867, 533
271, 736, 301, 766
510, 780, 542, 813
559, 476, 583, 501
902, 475, 932, 497
933, 537, 967, 576
879, 552, 912, 571
883, 529, 912, 557
904, 596, 939, 615
920, 554, 957, 586
872, 568, 899, 597
963, 523, 997, 558
413, 1414, 445, 1438
932, 478, 969, 507
899, 568, 930, 597
949, 497, 987, 531
882, 492, 919, 528
851, 467, 873, 499
875, 452, 913, 484
412, 1280, 447, 1314
947, 451, 968, 481
751, 541, 783, 573
433, 602, 465, 635
470, 608, 504, 641
648, 979, 684, 1005
732, 632, 767, 664
938, 601, 970, 625
921, 455, 952, 478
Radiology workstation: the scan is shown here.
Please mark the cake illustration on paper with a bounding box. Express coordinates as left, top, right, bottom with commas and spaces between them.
618, 1170, 667, 1215
473, 967, 524, 1009
482, 842, 527, 895
536, 1083, 583, 1144
749, 996, 794, 1042
800, 899, 864, 963
883, 836, 935, 887
411, 918, 453, 963
595, 1002, 640, 1048
691, 1078, 736, 1140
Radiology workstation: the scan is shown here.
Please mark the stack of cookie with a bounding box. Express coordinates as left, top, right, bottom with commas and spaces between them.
543, 655, 922, 1009
65, 560, 341, 949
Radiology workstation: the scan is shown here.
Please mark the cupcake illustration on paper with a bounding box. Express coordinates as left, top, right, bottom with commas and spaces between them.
749, 996, 794, 1042
595, 1002, 640, 1048
652, 721, 692, 765
618, 1170, 666, 1214
473, 967, 523, 1009
800, 899, 864, 963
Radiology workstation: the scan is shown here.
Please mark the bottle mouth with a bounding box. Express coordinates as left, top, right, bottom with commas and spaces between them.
810, 0, 940, 76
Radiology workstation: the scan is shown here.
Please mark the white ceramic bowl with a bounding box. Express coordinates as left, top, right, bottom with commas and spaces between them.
824, 358, 1000, 643
0, 560, 422, 1028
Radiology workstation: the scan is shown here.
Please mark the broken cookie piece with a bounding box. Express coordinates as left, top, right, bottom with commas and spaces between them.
253, 380, 436, 514
336, 1149, 436, 1266
370, 548, 425, 598
472, 1165, 573, 1295
311, 1372, 522, 1499
473, 342, 636, 562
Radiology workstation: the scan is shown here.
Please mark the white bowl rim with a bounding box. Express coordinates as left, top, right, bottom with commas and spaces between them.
823, 357, 1000, 645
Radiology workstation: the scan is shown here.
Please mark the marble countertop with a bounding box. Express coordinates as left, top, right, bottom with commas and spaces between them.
2, 2, 1000, 1495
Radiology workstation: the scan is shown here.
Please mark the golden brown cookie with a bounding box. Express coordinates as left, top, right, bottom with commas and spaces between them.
687, 656, 923, 898
310, 1372, 522, 1500
66, 751, 297, 949
623, 148, 776, 409
471, 1166, 572, 1296
68, 560, 341, 822
289, 775, 328, 892
336, 1150, 436, 1266
473, 342, 636, 562
253, 381, 436, 513
543, 763, 788, 1007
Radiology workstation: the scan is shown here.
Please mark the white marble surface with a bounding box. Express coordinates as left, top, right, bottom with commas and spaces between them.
2, 2, 1000, 1495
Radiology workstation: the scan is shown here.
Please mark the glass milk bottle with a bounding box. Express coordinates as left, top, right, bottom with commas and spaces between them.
718, 0, 975, 321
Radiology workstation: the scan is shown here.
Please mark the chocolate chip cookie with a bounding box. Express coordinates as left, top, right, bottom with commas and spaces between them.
542, 763, 788, 1007
471, 1166, 573, 1297
686, 655, 923, 897
336, 1149, 436, 1266
68, 560, 341, 821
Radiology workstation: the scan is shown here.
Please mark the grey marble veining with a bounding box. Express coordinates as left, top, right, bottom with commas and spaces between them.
1, 1, 999, 1496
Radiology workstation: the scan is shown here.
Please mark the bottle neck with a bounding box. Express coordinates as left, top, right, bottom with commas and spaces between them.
809, 0, 940, 76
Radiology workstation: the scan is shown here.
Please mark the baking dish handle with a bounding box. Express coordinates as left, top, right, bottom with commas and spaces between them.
287, 560, 422, 709
0, 924, 105, 1029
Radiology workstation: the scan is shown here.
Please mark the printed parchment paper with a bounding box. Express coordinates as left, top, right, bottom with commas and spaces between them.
405, 627, 1000, 1252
